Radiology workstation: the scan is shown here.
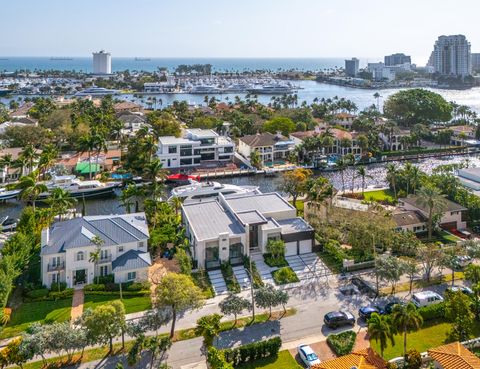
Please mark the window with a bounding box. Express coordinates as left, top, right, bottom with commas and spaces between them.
76, 251, 84, 261
193, 157, 201, 164
224, 147, 233, 153
168, 146, 177, 154
51, 273, 58, 283
52, 256, 60, 266
200, 152, 215, 161
138, 241, 145, 248
100, 265, 109, 276
194, 149, 202, 155
180, 145, 193, 157
118, 246, 124, 253
100, 249, 109, 260
180, 158, 193, 166
127, 271, 137, 281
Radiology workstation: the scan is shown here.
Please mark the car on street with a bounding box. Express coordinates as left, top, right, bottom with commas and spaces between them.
412, 291, 444, 308
446, 285, 474, 296
358, 305, 384, 320
297, 344, 321, 367
323, 311, 355, 329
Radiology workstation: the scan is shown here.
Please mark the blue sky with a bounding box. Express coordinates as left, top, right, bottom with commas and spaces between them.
2, 0, 479, 64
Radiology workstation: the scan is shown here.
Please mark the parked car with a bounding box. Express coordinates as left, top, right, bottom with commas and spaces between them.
351, 276, 377, 298
383, 300, 405, 314
297, 344, 321, 368
358, 305, 384, 320
446, 285, 474, 296
339, 284, 360, 296
412, 291, 444, 308
0, 216, 17, 232
323, 311, 355, 329
453, 255, 472, 269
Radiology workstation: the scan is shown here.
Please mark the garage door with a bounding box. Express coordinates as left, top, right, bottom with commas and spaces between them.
299, 239, 312, 254
285, 241, 297, 256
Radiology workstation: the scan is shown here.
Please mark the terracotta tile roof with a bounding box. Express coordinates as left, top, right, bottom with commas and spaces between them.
428, 342, 480, 369
335, 112, 356, 119
450, 125, 475, 134
239, 132, 289, 147
312, 348, 387, 369
114, 101, 143, 111
290, 130, 318, 140
331, 128, 353, 141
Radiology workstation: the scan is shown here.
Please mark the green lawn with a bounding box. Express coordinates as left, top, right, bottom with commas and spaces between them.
361, 189, 395, 203
371, 320, 480, 360
83, 294, 152, 314
0, 298, 72, 339
237, 351, 301, 369
418, 230, 461, 244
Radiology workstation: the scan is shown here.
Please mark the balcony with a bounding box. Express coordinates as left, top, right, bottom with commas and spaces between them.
98, 255, 113, 264
47, 262, 65, 272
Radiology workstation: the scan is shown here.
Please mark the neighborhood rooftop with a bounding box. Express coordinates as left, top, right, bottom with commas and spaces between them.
400, 196, 467, 212
112, 249, 152, 272
224, 192, 295, 213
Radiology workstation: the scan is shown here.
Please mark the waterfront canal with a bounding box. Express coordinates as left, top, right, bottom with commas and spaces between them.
2, 154, 480, 219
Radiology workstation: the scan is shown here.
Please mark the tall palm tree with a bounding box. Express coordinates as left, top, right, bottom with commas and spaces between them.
38, 144, 58, 178
0, 153, 13, 181
46, 188, 77, 220
356, 166, 372, 197
120, 184, 144, 213
415, 185, 448, 240
367, 313, 394, 358
336, 158, 347, 192
77, 134, 96, 180
170, 196, 183, 216
16, 171, 48, 212
19, 144, 39, 175
92, 133, 108, 178
144, 159, 168, 201
386, 163, 398, 199
89, 235, 104, 284
391, 302, 423, 358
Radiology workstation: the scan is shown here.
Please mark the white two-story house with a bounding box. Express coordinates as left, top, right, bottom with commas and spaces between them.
40, 213, 151, 288
157, 129, 235, 169
182, 192, 314, 269
238, 132, 295, 166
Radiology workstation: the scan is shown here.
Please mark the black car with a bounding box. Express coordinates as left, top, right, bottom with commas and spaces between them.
323, 311, 356, 329
383, 300, 405, 314
358, 306, 384, 320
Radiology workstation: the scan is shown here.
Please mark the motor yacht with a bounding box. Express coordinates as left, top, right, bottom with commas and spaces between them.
74, 87, 119, 97
169, 181, 260, 202
0, 187, 21, 201
38, 175, 120, 200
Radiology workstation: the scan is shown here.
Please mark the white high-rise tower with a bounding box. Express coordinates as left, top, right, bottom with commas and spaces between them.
92, 50, 111, 74
433, 35, 471, 77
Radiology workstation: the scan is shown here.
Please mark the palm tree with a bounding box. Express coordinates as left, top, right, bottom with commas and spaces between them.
249, 150, 261, 169
38, 144, 58, 178
77, 134, 96, 180
46, 188, 77, 220
0, 153, 13, 181
170, 196, 183, 216
16, 171, 47, 212
386, 164, 398, 199
391, 302, 423, 358
336, 157, 347, 192
367, 313, 394, 358
92, 133, 108, 178
144, 159, 168, 217
373, 92, 381, 110
356, 166, 372, 197
19, 144, 39, 175
415, 185, 448, 240
89, 235, 104, 284
120, 184, 144, 213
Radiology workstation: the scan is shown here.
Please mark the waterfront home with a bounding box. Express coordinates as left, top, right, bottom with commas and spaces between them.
118, 112, 148, 136
182, 192, 314, 269
330, 112, 356, 130
40, 213, 151, 287
398, 196, 467, 231
427, 342, 480, 369
238, 132, 295, 167
156, 129, 234, 169
0, 147, 42, 183
9, 102, 34, 119
448, 125, 478, 146
114, 101, 144, 114
55, 149, 121, 175
379, 128, 411, 151
392, 209, 427, 233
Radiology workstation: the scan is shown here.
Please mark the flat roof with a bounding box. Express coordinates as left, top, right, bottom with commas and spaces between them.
235, 210, 267, 225
276, 217, 313, 234
186, 128, 218, 137
225, 192, 295, 214
182, 200, 245, 241
158, 136, 195, 145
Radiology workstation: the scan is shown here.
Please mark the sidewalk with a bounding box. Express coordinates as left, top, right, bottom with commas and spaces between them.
70, 288, 85, 323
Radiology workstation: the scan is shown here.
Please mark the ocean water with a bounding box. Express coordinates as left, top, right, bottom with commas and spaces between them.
0, 57, 354, 73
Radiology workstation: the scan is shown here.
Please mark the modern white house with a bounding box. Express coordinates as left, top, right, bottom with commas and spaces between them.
182, 192, 314, 269
157, 129, 234, 169
40, 213, 151, 288
238, 132, 295, 166
398, 196, 467, 231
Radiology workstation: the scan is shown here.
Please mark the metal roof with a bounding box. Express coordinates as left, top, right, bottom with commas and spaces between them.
225, 192, 295, 214
112, 250, 151, 272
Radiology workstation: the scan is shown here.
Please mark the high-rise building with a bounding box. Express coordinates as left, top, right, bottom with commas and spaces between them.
344, 58, 359, 77
92, 50, 112, 74
433, 35, 471, 77
472, 53, 480, 72
384, 53, 411, 66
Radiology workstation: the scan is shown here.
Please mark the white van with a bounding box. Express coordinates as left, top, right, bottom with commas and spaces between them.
412, 291, 444, 308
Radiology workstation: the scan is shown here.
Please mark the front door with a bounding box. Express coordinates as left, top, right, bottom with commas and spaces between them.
74, 269, 87, 285
205, 245, 220, 269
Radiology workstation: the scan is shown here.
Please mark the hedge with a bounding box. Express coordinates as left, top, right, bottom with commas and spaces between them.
417, 302, 445, 321
272, 267, 299, 285
220, 262, 241, 294
84, 281, 151, 293
24, 288, 74, 302
222, 337, 282, 366
263, 254, 289, 268
327, 330, 356, 356
84, 290, 150, 297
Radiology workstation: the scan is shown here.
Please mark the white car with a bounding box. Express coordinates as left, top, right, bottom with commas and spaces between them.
297, 344, 321, 368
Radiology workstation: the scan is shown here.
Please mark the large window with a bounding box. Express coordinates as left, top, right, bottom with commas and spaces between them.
180, 145, 193, 156
199, 138, 215, 146
180, 158, 193, 166
127, 271, 137, 280
200, 152, 215, 161
224, 147, 233, 153
100, 265, 109, 276
168, 146, 177, 154
76, 251, 84, 261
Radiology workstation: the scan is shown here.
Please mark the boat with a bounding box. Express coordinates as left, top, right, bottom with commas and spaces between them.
0, 216, 17, 232
37, 175, 120, 200
166, 173, 201, 186
169, 181, 260, 202
74, 87, 120, 97
247, 84, 296, 94
223, 83, 251, 93
189, 85, 222, 94
0, 187, 21, 200
0, 88, 13, 96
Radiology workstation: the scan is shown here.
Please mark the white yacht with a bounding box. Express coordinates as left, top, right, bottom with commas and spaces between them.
38, 175, 120, 200
74, 87, 120, 97
189, 85, 222, 94
247, 84, 296, 94
0, 187, 21, 201
169, 181, 260, 202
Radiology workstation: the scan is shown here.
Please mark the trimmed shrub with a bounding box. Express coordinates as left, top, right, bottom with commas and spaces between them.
223, 337, 282, 366
220, 262, 241, 294
96, 274, 114, 284
25, 289, 49, 299
125, 281, 150, 291
49, 282, 67, 292
272, 267, 299, 285
327, 330, 356, 356
417, 302, 445, 321
323, 239, 347, 266
243, 256, 264, 289
49, 288, 74, 299
84, 284, 106, 292
263, 253, 288, 268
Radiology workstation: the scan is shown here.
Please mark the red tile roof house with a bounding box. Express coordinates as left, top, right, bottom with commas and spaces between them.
56, 149, 121, 176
